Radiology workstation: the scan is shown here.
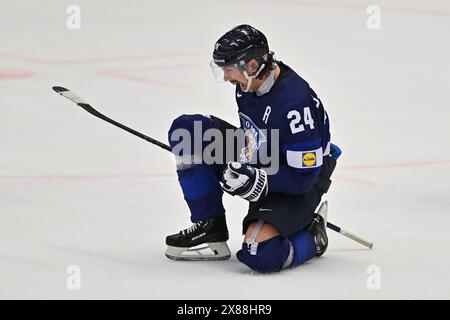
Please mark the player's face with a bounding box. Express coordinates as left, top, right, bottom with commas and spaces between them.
210, 60, 257, 90
224, 59, 260, 89
223, 66, 246, 85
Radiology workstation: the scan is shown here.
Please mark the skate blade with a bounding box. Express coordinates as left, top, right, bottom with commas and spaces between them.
165, 242, 231, 261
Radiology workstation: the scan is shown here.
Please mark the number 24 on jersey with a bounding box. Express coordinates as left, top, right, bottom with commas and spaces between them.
287, 107, 315, 134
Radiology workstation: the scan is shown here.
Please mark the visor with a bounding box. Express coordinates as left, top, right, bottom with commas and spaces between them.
210, 60, 243, 82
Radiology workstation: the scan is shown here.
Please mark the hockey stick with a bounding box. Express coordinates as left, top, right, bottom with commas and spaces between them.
327, 222, 373, 249
316, 202, 373, 249
52, 86, 171, 151
52, 86, 373, 249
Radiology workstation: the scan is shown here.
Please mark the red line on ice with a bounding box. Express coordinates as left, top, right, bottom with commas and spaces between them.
0, 51, 207, 66
332, 175, 376, 186
0, 68, 34, 79
0, 173, 176, 181
99, 70, 191, 89
0, 172, 377, 186
98, 63, 203, 89
339, 160, 450, 171
2, 160, 448, 182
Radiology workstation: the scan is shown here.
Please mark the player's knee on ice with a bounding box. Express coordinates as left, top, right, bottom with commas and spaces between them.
236, 236, 291, 273
237, 230, 317, 273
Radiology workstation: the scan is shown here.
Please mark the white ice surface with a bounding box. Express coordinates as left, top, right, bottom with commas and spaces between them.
1, 0, 450, 299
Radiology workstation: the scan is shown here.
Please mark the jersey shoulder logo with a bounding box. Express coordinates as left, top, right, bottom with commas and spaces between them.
239, 112, 266, 163
237, 91, 242, 98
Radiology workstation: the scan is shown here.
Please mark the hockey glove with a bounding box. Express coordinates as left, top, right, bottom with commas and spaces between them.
221, 161, 268, 202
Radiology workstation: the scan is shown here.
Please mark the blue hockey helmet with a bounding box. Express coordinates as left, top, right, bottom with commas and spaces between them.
212, 24, 270, 68
211, 25, 271, 91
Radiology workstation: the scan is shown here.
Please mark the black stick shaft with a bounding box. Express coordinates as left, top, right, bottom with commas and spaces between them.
52, 86, 171, 151
82, 104, 171, 151
326, 222, 341, 232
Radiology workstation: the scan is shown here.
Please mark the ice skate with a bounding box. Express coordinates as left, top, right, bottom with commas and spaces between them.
165, 214, 231, 261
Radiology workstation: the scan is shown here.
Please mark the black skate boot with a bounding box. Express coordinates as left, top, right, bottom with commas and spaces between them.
307, 201, 328, 257
165, 213, 231, 261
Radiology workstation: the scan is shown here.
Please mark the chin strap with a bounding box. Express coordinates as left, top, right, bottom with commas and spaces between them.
242, 63, 266, 92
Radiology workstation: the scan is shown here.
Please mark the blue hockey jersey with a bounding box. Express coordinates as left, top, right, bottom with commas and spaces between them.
236, 62, 331, 195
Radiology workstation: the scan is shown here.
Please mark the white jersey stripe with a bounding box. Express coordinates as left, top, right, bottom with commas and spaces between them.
286, 147, 323, 169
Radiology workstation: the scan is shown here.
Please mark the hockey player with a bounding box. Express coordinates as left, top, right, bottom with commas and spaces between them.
165, 25, 340, 273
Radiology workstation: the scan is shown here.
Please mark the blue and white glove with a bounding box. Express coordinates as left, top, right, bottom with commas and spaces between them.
221, 161, 268, 202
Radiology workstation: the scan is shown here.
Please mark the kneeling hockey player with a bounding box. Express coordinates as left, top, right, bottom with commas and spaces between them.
165, 24, 340, 273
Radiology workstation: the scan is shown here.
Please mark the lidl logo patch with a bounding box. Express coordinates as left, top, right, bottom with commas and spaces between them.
302, 152, 317, 167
